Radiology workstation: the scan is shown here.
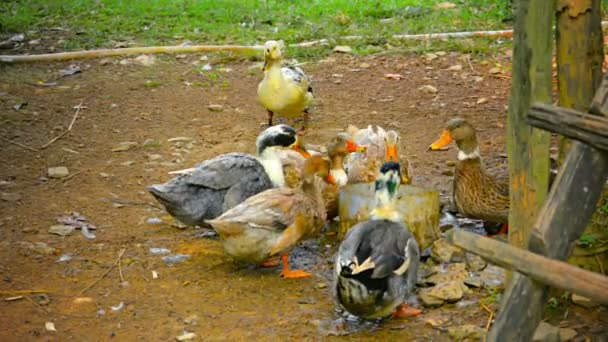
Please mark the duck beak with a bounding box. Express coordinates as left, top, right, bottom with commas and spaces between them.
346, 139, 365, 153
291, 139, 311, 158
324, 174, 337, 185
429, 130, 453, 150
386, 144, 398, 161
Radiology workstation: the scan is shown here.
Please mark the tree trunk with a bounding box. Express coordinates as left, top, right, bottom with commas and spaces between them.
556, 0, 604, 165
506, 0, 553, 249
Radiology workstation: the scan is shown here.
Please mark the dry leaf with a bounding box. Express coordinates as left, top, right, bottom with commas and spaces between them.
419, 85, 438, 94
476, 98, 488, 105
488, 67, 502, 75
447, 64, 463, 71
45, 322, 57, 332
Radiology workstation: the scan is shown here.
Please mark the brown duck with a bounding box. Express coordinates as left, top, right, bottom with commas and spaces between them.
429, 118, 508, 234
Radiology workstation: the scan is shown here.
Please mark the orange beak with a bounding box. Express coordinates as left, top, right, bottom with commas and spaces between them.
429, 130, 453, 150
346, 139, 365, 153
291, 140, 311, 158
324, 174, 337, 185
386, 144, 398, 161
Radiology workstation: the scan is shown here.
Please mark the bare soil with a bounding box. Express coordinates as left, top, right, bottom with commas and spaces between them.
0, 51, 605, 341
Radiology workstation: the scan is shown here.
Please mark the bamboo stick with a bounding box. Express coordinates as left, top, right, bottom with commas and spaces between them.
446, 229, 608, 305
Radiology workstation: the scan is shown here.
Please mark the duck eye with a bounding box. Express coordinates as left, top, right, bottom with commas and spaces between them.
266, 49, 270, 53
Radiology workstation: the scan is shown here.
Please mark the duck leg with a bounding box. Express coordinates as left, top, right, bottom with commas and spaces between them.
279, 253, 311, 278
297, 109, 310, 136
260, 256, 280, 268
267, 110, 274, 127
392, 304, 422, 318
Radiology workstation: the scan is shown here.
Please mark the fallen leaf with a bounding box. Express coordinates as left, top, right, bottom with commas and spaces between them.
385, 73, 403, 80
476, 98, 488, 105
447, 64, 463, 71
45, 322, 57, 332
488, 67, 502, 74
419, 85, 438, 94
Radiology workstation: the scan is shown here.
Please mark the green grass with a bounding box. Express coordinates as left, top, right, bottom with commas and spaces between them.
0, 0, 514, 58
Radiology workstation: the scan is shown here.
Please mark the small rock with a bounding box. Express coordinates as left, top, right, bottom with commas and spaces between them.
48, 225, 75, 236
447, 64, 463, 71
112, 142, 138, 152
45, 322, 57, 332
134, 54, 155, 66
431, 238, 464, 263
152, 270, 159, 279
183, 314, 198, 325
419, 85, 438, 94
175, 54, 187, 60
447, 325, 485, 341
488, 67, 502, 74
558, 328, 577, 341
533, 321, 560, 342
465, 253, 487, 271
331, 73, 343, 78
207, 104, 223, 112
99, 172, 111, 178
146, 217, 163, 225
176, 332, 196, 341
99, 58, 112, 66
441, 169, 453, 176
476, 97, 488, 105
58, 64, 81, 77
118, 59, 130, 65
359, 63, 370, 68
120, 160, 135, 166
385, 73, 403, 80
473, 76, 484, 82
333, 45, 352, 53
317, 282, 327, 289
143, 139, 161, 147
419, 280, 467, 306
479, 264, 506, 288
446, 160, 456, 167
1, 192, 21, 202
48, 166, 69, 179
28, 39, 40, 45
463, 275, 482, 288
201, 63, 212, 71
149, 247, 171, 255
147, 154, 163, 161
162, 254, 190, 266
571, 294, 599, 308
426, 263, 467, 285
425, 53, 438, 61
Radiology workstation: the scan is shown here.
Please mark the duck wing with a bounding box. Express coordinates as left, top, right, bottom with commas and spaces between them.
186, 153, 269, 189
282, 65, 313, 94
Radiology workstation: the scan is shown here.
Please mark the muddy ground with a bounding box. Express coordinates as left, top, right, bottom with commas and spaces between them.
0, 50, 606, 341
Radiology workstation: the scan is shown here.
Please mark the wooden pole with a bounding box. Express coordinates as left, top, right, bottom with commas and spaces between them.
506, 0, 553, 248
446, 229, 608, 304
555, 0, 604, 165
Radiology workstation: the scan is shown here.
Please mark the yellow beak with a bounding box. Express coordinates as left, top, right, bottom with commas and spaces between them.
429, 130, 453, 150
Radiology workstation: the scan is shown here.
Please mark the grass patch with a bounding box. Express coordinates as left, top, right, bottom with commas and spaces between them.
1, 0, 513, 57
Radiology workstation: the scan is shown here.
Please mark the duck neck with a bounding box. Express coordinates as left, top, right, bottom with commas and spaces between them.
371, 188, 401, 222
330, 154, 348, 186
456, 136, 481, 161
301, 175, 323, 204
265, 59, 283, 77
258, 147, 285, 187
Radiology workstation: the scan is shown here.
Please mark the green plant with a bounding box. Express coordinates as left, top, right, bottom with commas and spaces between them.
578, 234, 597, 247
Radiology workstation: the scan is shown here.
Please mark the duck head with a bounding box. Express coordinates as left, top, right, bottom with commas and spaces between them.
302, 155, 336, 185
371, 161, 402, 221
429, 118, 480, 160
327, 133, 364, 186
384, 130, 400, 162
256, 124, 310, 157
263, 40, 284, 70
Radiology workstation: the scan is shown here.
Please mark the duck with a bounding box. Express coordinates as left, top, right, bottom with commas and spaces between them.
385, 129, 413, 185
323, 132, 365, 220
148, 124, 306, 226
257, 40, 313, 133
344, 125, 387, 183
335, 161, 421, 319
206, 155, 334, 278
429, 117, 509, 235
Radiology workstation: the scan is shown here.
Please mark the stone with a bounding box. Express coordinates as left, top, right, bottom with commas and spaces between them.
359, 62, 370, 68
463, 275, 482, 288
425, 263, 467, 285
168, 137, 193, 143
175, 332, 196, 341
419, 85, 438, 94
533, 321, 560, 342
571, 294, 599, 308
143, 139, 161, 147
476, 97, 488, 105
425, 53, 438, 61
333, 45, 352, 53
447, 64, 463, 71
112, 142, 137, 152
488, 67, 502, 74
558, 328, 577, 341
207, 104, 223, 112
441, 169, 454, 176
48, 166, 69, 179
479, 264, 506, 288
1, 192, 21, 202
120, 160, 135, 166
446, 160, 456, 167
48, 225, 75, 236
431, 238, 464, 263
19, 241, 58, 255
147, 154, 163, 161
465, 253, 487, 271
419, 280, 467, 306
447, 324, 485, 341
134, 54, 155, 66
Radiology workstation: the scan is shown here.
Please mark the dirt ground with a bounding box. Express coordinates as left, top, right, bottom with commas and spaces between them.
0, 50, 606, 341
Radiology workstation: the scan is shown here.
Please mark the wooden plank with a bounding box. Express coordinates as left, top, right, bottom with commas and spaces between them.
527, 103, 608, 151
589, 73, 608, 117
489, 142, 608, 340
446, 229, 608, 304
506, 0, 553, 249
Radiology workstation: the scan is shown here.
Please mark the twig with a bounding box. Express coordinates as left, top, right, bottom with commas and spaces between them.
23, 295, 49, 313
41, 100, 84, 149
0, 290, 48, 295
481, 304, 495, 332
0, 136, 39, 152
118, 250, 125, 283
77, 248, 126, 296
596, 254, 605, 275
466, 55, 479, 74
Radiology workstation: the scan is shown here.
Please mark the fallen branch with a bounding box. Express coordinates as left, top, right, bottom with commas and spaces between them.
77, 248, 126, 296
1, 45, 263, 63
0, 136, 40, 152
41, 101, 84, 149
446, 229, 608, 305
0, 290, 48, 295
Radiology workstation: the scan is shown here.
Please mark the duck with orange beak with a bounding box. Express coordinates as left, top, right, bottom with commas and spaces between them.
385, 130, 413, 185
207, 155, 335, 278
429, 118, 509, 235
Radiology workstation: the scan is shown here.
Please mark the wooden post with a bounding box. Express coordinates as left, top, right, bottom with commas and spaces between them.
506, 0, 553, 249
555, 0, 604, 164
445, 229, 608, 304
